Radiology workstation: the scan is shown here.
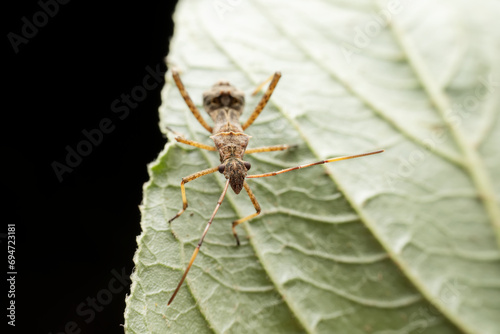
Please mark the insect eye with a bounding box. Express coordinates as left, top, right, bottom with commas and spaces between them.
212, 97, 220, 104
243, 161, 251, 170
218, 164, 225, 173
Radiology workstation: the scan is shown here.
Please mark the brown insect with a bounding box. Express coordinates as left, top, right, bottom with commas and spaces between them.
166, 69, 383, 305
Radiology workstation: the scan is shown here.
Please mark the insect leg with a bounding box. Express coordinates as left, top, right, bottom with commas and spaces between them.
231, 181, 261, 246
166, 126, 216, 151
168, 180, 231, 306
251, 73, 274, 96
172, 69, 213, 133
245, 144, 297, 154
241, 72, 281, 130
168, 166, 219, 223
174, 137, 217, 151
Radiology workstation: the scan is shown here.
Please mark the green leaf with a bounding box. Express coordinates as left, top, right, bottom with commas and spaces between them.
124, 0, 500, 333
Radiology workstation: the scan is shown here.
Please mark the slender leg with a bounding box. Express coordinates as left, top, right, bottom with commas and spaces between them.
247, 150, 384, 179
168, 180, 231, 306
251, 73, 274, 96
166, 126, 216, 151
241, 72, 282, 130
245, 144, 297, 154
174, 137, 216, 151
172, 69, 213, 133
168, 166, 219, 223
232, 181, 261, 246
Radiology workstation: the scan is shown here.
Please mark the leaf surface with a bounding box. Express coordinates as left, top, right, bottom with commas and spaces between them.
125, 0, 500, 333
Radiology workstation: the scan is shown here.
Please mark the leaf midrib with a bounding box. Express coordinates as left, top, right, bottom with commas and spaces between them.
386, 12, 500, 247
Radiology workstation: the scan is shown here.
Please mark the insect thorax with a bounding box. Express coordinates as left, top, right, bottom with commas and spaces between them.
211, 132, 250, 162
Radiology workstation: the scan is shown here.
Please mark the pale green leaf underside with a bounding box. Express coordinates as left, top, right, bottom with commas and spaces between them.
125, 0, 500, 333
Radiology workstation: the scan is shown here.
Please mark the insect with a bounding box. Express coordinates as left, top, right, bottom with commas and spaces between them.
166, 69, 383, 305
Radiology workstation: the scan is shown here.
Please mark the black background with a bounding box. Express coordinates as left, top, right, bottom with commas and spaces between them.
4, 1, 177, 333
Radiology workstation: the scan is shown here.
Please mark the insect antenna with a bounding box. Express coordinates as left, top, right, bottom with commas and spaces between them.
247, 150, 384, 179
167, 179, 231, 306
